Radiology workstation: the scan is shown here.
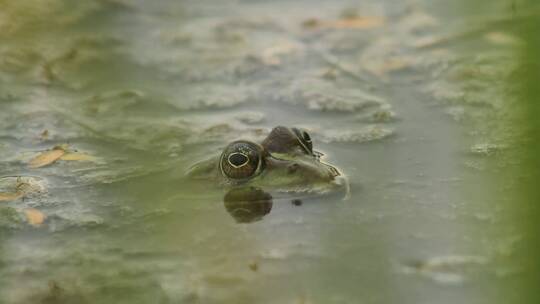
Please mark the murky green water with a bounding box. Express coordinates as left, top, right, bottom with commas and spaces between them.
1, 0, 539, 303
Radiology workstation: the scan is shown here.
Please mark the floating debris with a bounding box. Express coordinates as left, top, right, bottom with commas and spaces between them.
248, 260, 259, 272
299, 91, 384, 112
469, 143, 502, 156
24, 208, 46, 227
28, 144, 95, 168
372, 57, 412, 77
0, 191, 23, 202
0, 176, 48, 201
60, 152, 95, 161
320, 126, 394, 143
40, 129, 50, 140
28, 145, 67, 168
236, 112, 265, 125
260, 40, 304, 66
302, 15, 385, 30
320, 68, 339, 80
359, 104, 397, 123
371, 109, 396, 123
401, 255, 488, 285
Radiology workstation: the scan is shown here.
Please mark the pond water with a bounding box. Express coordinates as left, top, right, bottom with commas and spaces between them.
1, 0, 539, 303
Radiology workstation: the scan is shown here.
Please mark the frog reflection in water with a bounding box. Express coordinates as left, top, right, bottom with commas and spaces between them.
188, 126, 348, 223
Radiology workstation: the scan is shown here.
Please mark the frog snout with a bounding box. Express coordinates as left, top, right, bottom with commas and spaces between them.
324, 163, 340, 178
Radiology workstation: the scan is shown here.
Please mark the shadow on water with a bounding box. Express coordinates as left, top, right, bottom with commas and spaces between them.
223, 187, 273, 223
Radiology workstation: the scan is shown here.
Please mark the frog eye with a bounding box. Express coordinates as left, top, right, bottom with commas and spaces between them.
292, 127, 313, 155
302, 130, 311, 142
228, 153, 249, 168
220, 141, 264, 180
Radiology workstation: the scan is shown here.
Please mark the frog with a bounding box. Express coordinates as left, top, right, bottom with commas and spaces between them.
187, 126, 348, 223
187, 126, 348, 197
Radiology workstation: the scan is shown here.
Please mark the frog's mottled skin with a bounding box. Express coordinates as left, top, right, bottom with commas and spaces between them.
187, 126, 348, 196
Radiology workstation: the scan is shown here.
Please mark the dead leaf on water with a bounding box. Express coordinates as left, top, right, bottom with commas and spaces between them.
302, 16, 384, 30
28, 146, 67, 168
367, 57, 413, 78
24, 208, 46, 226
40, 129, 49, 140
260, 40, 303, 66
60, 152, 94, 161
301, 18, 322, 28
0, 192, 23, 202
330, 16, 385, 29
248, 260, 259, 272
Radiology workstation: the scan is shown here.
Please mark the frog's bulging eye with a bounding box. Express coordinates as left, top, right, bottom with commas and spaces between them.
302, 131, 311, 143
292, 127, 314, 155
220, 141, 264, 180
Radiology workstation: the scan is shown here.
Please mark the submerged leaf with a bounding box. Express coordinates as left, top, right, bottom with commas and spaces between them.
60, 152, 94, 161
28, 147, 66, 168
0, 192, 23, 202
24, 208, 46, 227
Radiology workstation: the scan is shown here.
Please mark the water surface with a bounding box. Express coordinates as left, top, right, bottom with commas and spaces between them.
0, 0, 539, 303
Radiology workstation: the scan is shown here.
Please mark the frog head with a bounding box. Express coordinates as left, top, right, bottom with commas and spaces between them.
212, 126, 346, 195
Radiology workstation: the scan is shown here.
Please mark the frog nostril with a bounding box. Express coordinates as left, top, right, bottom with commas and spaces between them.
326, 165, 340, 177
220, 141, 263, 180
